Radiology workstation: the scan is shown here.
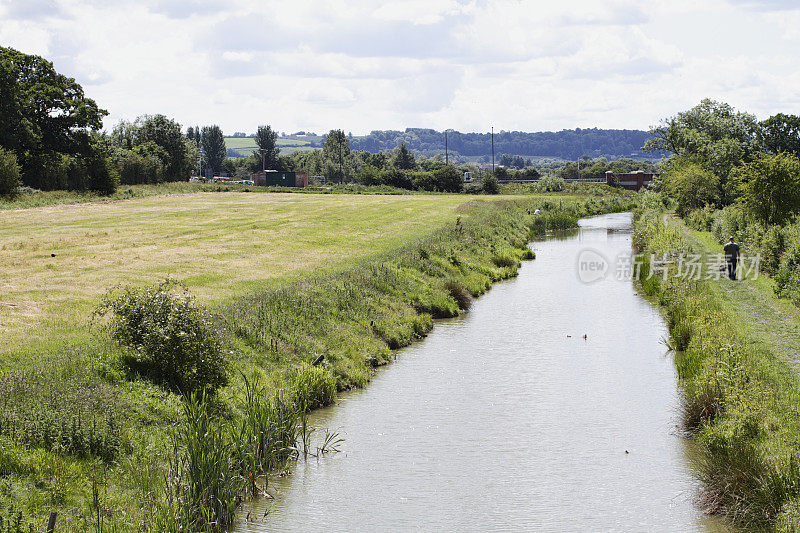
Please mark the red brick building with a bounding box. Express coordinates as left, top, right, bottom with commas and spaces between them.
605, 171, 656, 191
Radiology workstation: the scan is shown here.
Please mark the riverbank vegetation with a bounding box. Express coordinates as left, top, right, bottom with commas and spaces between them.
0, 188, 635, 530
639, 99, 800, 530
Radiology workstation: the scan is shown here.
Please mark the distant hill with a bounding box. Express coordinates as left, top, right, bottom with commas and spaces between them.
347, 128, 658, 160
226, 128, 660, 160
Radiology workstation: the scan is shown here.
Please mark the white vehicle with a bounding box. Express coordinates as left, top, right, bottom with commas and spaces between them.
463, 171, 473, 183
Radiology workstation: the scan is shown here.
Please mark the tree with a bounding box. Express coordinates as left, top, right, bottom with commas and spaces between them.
0, 148, 20, 197
644, 99, 761, 202
759, 113, 800, 158
323, 129, 351, 182
201, 125, 226, 176
253, 125, 280, 170
0, 47, 108, 191
0, 47, 106, 156
662, 161, 720, 217
392, 142, 417, 170
734, 152, 800, 226
137, 115, 190, 180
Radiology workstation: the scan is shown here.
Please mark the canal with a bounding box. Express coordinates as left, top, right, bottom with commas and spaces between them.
236, 212, 727, 532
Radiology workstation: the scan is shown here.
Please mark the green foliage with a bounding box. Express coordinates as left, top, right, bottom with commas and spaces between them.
392, 142, 416, 170
253, 125, 280, 170
661, 161, 720, 217
136, 115, 191, 180
0, 46, 106, 169
759, 113, 800, 158
96, 280, 228, 394
774, 243, 800, 305
411, 165, 463, 192
200, 125, 226, 176
0, 148, 20, 197
685, 205, 716, 231
287, 363, 337, 410
482, 174, 499, 194
733, 152, 800, 226
156, 393, 244, 532
759, 225, 785, 276
0, 371, 123, 461
323, 129, 352, 182
115, 146, 165, 185
646, 99, 762, 204
349, 127, 654, 160
710, 204, 747, 244
533, 175, 564, 192
634, 208, 800, 528
498, 153, 532, 169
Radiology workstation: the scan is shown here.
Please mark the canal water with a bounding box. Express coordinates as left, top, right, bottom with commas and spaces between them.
235, 212, 726, 532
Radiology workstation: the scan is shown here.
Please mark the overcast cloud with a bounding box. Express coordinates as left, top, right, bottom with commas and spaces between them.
0, 0, 798, 134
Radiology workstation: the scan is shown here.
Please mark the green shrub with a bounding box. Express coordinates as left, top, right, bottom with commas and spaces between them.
760, 225, 786, 276
482, 174, 499, 194
0, 148, 20, 198
686, 205, 716, 231
533, 175, 564, 192
711, 204, 747, 244
662, 161, 720, 217
96, 280, 228, 394
775, 244, 800, 305
734, 152, 800, 225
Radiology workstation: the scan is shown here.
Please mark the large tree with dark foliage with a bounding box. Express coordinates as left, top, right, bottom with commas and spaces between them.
759, 113, 800, 158
323, 129, 351, 182
0, 46, 115, 192
201, 125, 226, 176
253, 125, 280, 170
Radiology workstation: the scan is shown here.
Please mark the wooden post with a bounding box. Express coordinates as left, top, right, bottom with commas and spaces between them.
46, 511, 57, 533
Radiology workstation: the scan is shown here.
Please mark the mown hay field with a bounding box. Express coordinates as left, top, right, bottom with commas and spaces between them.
0, 192, 511, 356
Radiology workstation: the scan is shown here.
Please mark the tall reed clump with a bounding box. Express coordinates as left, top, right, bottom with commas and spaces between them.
231, 373, 299, 498
634, 206, 800, 530
156, 393, 244, 532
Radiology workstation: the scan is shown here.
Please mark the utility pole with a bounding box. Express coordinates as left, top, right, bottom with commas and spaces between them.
259, 148, 266, 171
491, 127, 495, 172
445, 130, 448, 166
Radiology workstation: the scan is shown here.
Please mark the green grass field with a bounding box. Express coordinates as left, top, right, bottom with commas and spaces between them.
224, 137, 313, 157
0, 192, 490, 357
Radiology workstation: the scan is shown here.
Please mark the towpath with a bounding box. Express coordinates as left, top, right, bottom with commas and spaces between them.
671, 218, 800, 368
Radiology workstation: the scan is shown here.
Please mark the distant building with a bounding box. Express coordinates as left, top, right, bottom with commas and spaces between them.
605, 170, 656, 191
252, 170, 308, 188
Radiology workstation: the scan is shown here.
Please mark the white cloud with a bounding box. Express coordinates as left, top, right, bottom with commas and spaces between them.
1, 0, 799, 135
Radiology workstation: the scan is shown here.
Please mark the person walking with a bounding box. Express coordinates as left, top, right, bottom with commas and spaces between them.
724, 236, 740, 280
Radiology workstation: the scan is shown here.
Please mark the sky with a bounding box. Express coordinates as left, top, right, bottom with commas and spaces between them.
1, 0, 799, 135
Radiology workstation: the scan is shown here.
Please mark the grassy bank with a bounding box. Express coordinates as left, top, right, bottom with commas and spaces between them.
634, 200, 800, 531
0, 189, 635, 531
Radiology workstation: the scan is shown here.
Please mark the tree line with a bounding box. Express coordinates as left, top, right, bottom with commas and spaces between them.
0, 45, 664, 198
344, 127, 658, 160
